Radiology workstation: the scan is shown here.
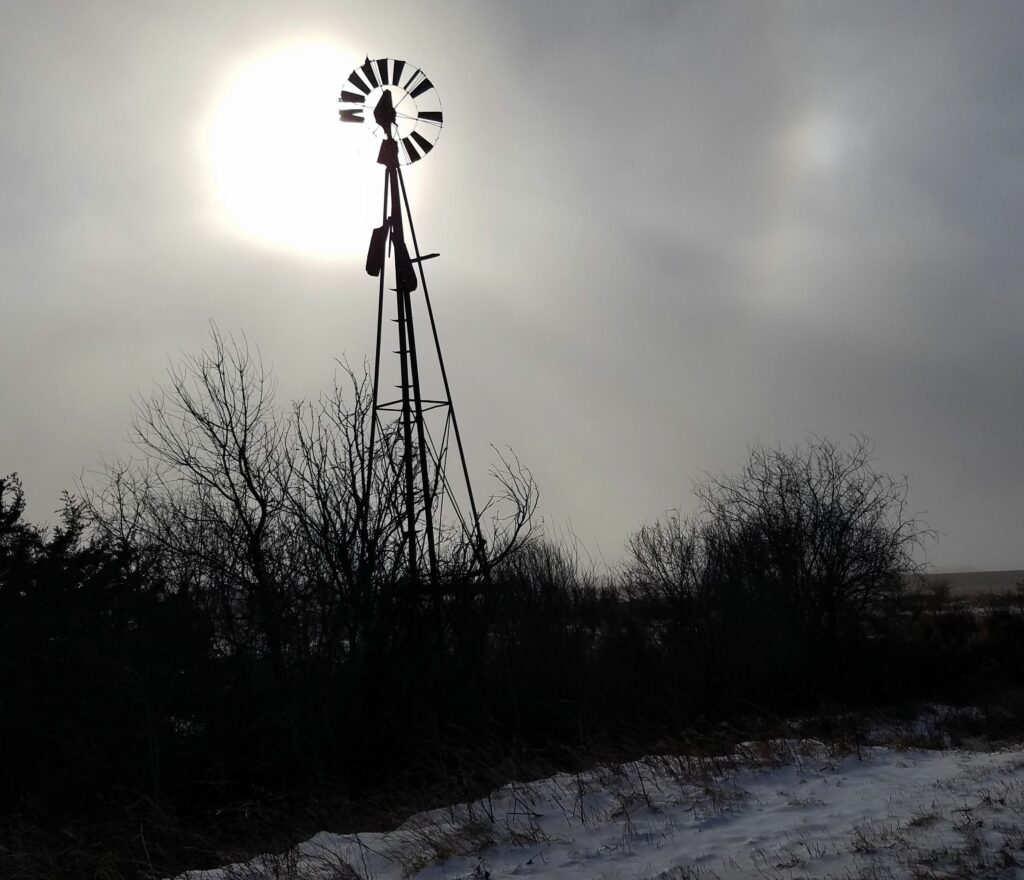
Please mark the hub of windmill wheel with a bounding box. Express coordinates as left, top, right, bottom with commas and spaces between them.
373, 88, 397, 133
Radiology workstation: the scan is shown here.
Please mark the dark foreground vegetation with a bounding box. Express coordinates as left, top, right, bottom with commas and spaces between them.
3, 333, 1024, 878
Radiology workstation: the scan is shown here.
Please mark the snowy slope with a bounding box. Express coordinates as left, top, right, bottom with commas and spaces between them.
182, 742, 1024, 879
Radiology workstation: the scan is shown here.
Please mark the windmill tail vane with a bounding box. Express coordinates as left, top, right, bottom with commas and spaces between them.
339, 56, 488, 586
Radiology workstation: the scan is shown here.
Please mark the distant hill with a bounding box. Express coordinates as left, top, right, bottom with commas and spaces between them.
908, 570, 1024, 597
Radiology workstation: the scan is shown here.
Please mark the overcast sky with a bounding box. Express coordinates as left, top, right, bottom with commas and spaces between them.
3, 1, 1023, 571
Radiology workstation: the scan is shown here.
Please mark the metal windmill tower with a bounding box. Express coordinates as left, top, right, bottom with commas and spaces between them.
339, 56, 487, 585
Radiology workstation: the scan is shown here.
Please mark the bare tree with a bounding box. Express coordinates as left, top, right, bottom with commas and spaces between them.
625, 510, 706, 606
285, 363, 406, 662
700, 436, 931, 641
85, 327, 541, 670
461, 446, 540, 576
627, 436, 934, 677
85, 328, 296, 691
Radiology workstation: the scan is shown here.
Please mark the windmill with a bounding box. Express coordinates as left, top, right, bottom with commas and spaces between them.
339, 56, 487, 586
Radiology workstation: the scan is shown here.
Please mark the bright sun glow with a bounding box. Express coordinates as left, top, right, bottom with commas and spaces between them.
781, 113, 851, 176
199, 40, 382, 260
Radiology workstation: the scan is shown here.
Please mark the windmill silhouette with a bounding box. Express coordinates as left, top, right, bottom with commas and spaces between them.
339, 57, 487, 586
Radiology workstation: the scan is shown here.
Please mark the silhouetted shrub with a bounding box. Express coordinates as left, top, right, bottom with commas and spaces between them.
626, 437, 934, 699
0, 475, 213, 819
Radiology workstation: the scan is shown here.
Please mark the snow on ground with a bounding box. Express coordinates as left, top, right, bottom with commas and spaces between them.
183, 741, 1024, 879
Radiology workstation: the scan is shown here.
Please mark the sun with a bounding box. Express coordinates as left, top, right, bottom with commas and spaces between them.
198, 40, 383, 260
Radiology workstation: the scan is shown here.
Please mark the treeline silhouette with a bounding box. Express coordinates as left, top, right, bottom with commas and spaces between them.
3, 333, 1024, 878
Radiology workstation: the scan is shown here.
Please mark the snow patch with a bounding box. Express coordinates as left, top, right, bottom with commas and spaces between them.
180, 742, 1024, 879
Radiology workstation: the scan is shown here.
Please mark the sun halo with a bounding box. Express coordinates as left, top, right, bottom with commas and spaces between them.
198, 40, 388, 261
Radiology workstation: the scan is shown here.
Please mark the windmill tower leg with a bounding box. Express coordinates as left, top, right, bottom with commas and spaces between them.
396, 167, 490, 577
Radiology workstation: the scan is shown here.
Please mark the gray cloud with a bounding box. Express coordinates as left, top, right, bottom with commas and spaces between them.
2, 1, 1023, 569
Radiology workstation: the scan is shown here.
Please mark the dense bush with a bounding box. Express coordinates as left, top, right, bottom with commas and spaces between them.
0, 475, 213, 819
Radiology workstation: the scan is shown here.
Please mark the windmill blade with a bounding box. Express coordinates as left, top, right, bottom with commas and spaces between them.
347, 70, 370, 94
361, 58, 380, 89
418, 110, 443, 124
391, 59, 406, 88
376, 58, 390, 85
340, 90, 365, 103
409, 77, 434, 99
402, 66, 421, 92
410, 131, 434, 155
401, 137, 422, 163
339, 109, 364, 123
